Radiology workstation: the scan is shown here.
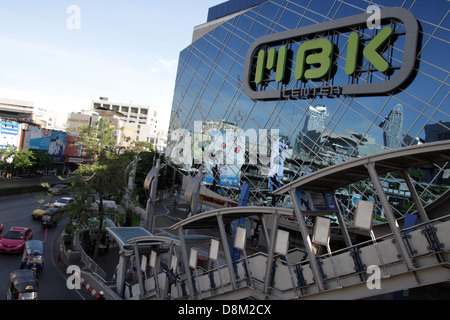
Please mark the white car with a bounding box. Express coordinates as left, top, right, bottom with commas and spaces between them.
53, 197, 74, 209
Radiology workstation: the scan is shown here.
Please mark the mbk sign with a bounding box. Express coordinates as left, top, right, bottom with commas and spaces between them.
243, 7, 420, 101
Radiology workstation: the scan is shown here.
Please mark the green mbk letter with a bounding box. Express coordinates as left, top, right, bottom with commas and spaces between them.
275, 46, 287, 83
294, 38, 333, 80
254, 46, 288, 84
255, 49, 267, 84
345, 32, 360, 75
363, 26, 393, 73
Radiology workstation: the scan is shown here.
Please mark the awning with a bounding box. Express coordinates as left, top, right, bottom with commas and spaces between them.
106, 227, 153, 251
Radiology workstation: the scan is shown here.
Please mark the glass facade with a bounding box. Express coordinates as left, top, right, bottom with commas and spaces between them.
167, 0, 449, 220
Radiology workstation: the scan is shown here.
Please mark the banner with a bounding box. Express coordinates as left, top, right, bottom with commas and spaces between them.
296, 190, 338, 213
29, 127, 67, 162
0, 121, 20, 149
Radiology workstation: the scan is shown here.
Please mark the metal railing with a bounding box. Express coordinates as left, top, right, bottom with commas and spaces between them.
127, 214, 449, 300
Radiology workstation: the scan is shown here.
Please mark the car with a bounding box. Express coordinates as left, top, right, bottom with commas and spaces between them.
48, 184, 69, 194
31, 204, 55, 220
0, 224, 3, 234
0, 227, 33, 254
53, 197, 74, 209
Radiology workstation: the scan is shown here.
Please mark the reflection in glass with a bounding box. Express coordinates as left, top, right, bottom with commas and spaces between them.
168, 0, 450, 224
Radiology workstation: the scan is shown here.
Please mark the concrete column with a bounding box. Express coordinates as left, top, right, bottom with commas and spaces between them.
116, 254, 127, 298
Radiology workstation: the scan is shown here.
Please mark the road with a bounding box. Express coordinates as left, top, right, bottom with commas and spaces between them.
0, 192, 89, 300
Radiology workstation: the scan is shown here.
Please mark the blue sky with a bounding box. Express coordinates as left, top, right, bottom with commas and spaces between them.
0, 1, 225, 130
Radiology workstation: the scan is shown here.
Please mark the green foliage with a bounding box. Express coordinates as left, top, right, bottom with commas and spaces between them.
30, 150, 52, 169
0, 145, 36, 175
69, 118, 132, 261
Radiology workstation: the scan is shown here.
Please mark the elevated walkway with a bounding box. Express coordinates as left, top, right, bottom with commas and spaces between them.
125, 213, 449, 300
122, 141, 450, 300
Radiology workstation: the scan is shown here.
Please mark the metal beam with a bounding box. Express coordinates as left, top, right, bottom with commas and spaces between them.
400, 169, 429, 222
217, 213, 237, 289
178, 227, 194, 299
263, 212, 279, 293
334, 193, 353, 247
365, 162, 415, 270
289, 189, 325, 291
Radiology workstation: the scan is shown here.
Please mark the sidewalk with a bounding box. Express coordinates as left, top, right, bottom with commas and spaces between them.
0, 175, 66, 190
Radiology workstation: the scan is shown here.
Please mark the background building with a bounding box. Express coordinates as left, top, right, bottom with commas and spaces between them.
0, 97, 44, 127
167, 0, 449, 219
91, 97, 166, 151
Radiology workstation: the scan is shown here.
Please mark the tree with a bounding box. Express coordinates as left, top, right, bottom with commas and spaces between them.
30, 150, 52, 174
0, 145, 15, 175
70, 117, 130, 262
0, 145, 36, 176
12, 149, 35, 176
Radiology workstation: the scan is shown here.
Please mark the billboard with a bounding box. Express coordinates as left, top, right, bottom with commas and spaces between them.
0, 121, 20, 149
29, 126, 67, 162
65, 135, 84, 163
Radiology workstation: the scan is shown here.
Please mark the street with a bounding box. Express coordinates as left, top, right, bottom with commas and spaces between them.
0, 192, 89, 300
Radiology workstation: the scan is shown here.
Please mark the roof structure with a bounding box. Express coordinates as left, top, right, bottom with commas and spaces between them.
170, 206, 293, 230
106, 227, 153, 250
274, 140, 450, 194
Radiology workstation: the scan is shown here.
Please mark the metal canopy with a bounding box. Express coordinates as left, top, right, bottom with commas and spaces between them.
106, 227, 153, 250
127, 235, 181, 246
169, 206, 294, 230
274, 140, 450, 194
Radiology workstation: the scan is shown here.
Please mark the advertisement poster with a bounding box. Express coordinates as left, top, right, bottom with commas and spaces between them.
204, 130, 242, 188
29, 127, 67, 162
0, 121, 20, 149
296, 190, 338, 213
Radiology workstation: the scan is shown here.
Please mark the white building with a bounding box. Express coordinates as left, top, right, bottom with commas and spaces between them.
91, 97, 166, 151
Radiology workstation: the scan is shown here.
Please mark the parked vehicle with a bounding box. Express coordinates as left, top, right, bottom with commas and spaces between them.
48, 184, 69, 194
6, 269, 38, 300
20, 240, 44, 276
0, 227, 33, 253
53, 197, 74, 210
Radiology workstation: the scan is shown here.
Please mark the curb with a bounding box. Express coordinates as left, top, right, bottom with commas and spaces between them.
80, 274, 104, 300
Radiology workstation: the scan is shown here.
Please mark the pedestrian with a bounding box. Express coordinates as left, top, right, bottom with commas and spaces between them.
129, 256, 137, 282
105, 235, 110, 254
112, 264, 119, 281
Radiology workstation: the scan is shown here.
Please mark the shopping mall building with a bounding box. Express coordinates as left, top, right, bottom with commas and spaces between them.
167, 0, 449, 220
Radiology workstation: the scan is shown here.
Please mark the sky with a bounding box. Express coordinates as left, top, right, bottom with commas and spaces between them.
0, 0, 225, 130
